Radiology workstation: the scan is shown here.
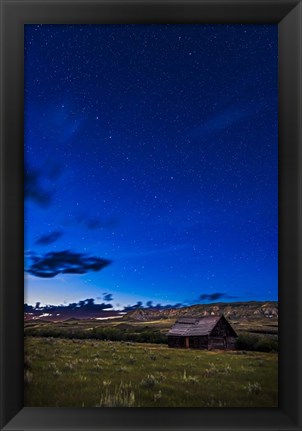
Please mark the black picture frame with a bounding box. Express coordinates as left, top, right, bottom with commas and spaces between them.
0, 1, 301, 430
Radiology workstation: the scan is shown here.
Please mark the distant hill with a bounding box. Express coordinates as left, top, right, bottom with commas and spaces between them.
24, 309, 123, 322
24, 301, 278, 323
123, 301, 278, 322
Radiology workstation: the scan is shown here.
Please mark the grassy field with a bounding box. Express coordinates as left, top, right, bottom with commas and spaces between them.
24, 315, 278, 335
24, 316, 278, 349
24, 336, 278, 407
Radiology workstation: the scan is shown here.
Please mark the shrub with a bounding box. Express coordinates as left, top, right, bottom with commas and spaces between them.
63, 362, 74, 371
25, 325, 167, 345
24, 355, 32, 369
245, 382, 262, 394
236, 334, 278, 352
127, 355, 136, 365
223, 365, 232, 374
117, 366, 129, 373
255, 337, 278, 352
97, 382, 136, 407
154, 390, 162, 402
157, 372, 166, 382
182, 370, 199, 383
203, 362, 218, 377
94, 364, 103, 371
140, 374, 158, 388
24, 369, 33, 385
235, 334, 259, 351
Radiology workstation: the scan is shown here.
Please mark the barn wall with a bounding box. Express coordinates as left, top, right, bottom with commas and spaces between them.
169, 335, 236, 350
226, 336, 236, 350
208, 336, 237, 350
211, 317, 237, 337
208, 336, 226, 350
168, 335, 209, 349
168, 336, 186, 348
189, 336, 208, 349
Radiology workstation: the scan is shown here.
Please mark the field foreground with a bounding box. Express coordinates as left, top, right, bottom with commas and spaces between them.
24, 336, 278, 407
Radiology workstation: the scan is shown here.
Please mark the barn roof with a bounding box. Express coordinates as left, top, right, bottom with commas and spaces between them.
167, 315, 222, 336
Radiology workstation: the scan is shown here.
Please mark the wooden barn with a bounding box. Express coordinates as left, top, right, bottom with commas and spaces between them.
167, 315, 237, 350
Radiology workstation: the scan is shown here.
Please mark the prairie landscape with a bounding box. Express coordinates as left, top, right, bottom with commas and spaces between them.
24, 301, 278, 408
24, 24, 278, 409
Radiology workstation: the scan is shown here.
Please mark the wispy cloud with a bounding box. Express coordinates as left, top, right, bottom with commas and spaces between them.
24, 168, 53, 207
190, 105, 253, 140
24, 162, 64, 208
35, 231, 63, 246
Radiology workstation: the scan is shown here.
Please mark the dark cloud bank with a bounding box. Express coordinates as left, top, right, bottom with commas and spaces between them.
102, 293, 113, 302
200, 292, 239, 301
24, 298, 113, 314
123, 301, 183, 312
26, 250, 112, 278
24, 298, 183, 314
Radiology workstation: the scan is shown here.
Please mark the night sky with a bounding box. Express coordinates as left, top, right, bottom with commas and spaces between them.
24, 24, 278, 309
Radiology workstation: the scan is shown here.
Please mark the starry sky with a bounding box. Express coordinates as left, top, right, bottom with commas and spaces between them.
24, 24, 278, 309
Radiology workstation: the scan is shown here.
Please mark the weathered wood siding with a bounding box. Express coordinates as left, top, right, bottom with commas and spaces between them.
168, 335, 209, 349
168, 336, 186, 348
189, 335, 208, 349
208, 336, 226, 350
208, 336, 237, 350
225, 336, 236, 350
210, 317, 236, 337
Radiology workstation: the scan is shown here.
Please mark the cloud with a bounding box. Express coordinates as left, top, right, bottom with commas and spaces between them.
123, 301, 143, 312
86, 217, 118, 230
123, 301, 183, 312
74, 298, 112, 311
103, 293, 113, 302
190, 105, 253, 140
46, 163, 63, 180
145, 301, 183, 310
24, 304, 35, 312
75, 214, 118, 231
24, 163, 63, 208
24, 169, 53, 207
24, 298, 113, 313
26, 250, 112, 278
35, 231, 63, 246
200, 292, 239, 302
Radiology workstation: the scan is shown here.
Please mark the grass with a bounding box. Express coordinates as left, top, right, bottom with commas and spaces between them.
24, 318, 278, 352
24, 336, 278, 408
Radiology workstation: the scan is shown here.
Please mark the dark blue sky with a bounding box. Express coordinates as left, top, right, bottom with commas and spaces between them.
24, 24, 278, 309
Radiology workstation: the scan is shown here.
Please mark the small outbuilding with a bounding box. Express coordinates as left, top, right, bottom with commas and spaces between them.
167, 315, 237, 350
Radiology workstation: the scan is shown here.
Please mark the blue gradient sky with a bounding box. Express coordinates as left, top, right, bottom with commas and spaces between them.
24, 24, 278, 309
